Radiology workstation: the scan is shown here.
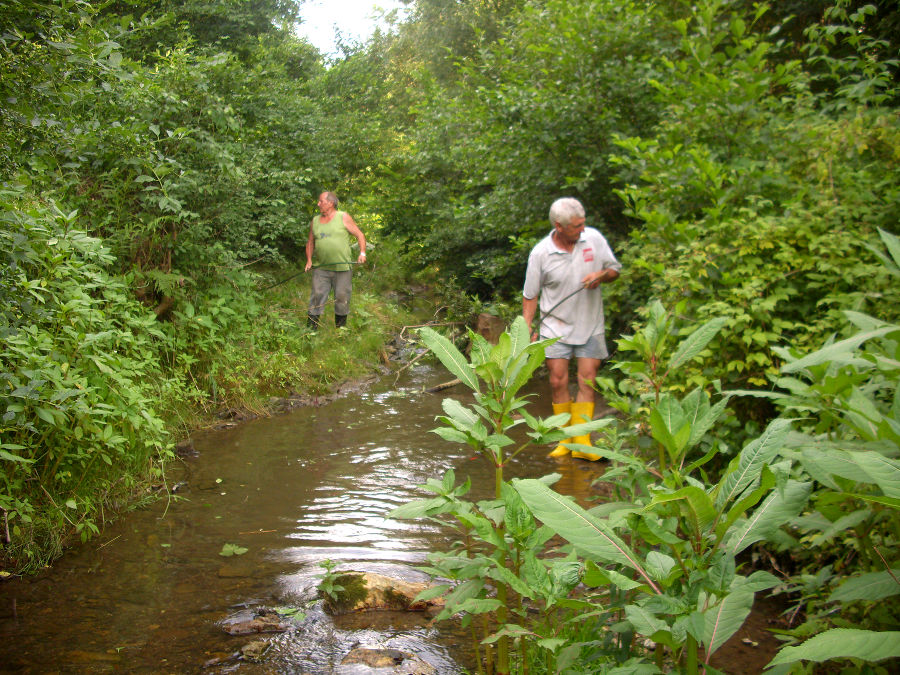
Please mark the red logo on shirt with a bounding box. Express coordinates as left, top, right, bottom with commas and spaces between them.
583, 247, 594, 263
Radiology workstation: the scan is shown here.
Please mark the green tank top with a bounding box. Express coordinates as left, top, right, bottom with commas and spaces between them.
311, 211, 352, 272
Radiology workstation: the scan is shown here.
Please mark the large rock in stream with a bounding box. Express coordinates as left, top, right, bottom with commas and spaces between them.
322, 571, 444, 615
339, 647, 437, 674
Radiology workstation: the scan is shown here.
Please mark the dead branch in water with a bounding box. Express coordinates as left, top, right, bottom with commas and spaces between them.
425, 378, 462, 393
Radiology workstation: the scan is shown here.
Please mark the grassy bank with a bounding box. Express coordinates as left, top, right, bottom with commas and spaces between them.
0, 202, 425, 575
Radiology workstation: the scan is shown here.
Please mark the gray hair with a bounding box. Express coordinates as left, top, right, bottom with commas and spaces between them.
322, 191, 339, 207
549, 197, 585, 226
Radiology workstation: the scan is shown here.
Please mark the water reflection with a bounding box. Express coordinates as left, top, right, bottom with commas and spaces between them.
0, 366, 607, 673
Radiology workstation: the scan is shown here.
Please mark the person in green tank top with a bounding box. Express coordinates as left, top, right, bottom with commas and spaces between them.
304, 191, 367, 329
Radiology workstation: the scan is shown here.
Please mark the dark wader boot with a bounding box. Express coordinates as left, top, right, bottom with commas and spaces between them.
307, 313, 321, 330
335, 314, 348, 328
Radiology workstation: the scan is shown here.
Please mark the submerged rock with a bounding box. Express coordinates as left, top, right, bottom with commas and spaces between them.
321, 571, 444, 615
340, 647, 437, 674
240, 638, 271, 662
221, 607, 291, 635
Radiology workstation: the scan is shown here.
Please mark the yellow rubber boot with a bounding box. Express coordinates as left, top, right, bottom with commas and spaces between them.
570, 401, 602, 461
548, 401, 573, 457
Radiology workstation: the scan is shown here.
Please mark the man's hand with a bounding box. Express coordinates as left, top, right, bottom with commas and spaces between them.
357, 252, 367, 264
582, 271, 603, 289
305, 260, 312, 272
582, 268, 619, 289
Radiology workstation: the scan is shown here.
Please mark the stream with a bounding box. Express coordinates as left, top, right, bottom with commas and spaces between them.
0, 363, 609, 674
0, 361, 782, 673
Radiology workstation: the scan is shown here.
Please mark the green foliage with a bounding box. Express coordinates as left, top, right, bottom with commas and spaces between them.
381, 0, 670, 297
219, 542, 248, 557
1, 186, 172, 570
315, 559, 346, 603
768, 628, 900, 669
396, 316, 791, 672
396, 318, 612, 673
606, 0, 900, 404
400, 269, 899, 673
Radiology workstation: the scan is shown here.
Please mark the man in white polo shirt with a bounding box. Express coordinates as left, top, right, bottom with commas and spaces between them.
522, 197, 621, 460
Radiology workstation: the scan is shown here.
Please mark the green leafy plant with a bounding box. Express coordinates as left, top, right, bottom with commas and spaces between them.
391, 317, 609, 674
219, 543, 248, 557
315, 559, 346, 603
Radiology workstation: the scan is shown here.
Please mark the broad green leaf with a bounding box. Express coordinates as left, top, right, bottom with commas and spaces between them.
706, 553, 736, 592
431, 427, 470, 444
501, 482, 535, 541
561, 417, 614, 438
482, 623, 533, 643
839, 493, 900, 509
781, 327, 898, 373
644, 551, 677, 583
419, 327, 479, 392
454, 597, 504, 615
877, 227, 900, 268
704, 590, 753, 658
507, 316, 530, 358
522, 553, 551, 597
468, 332, 493, 366
667, 317, 726, 371
413, 584, 451, 603
0, 449, 34, 463
219, 543, 248, 557
717, 467, 776, 541
537, 638, 567, 651
847, 451, 900, 498
828, 569, 900, 603
647, 486, 716, 538
655, 393, 687, 439
800, 448, 900, 497
549, 560, 583, 595
389, 497, 450, 519
649, 403, 681, 456
767, 628, 900, 666
734, 570, 781, 593
716, 418, 791, 509
722, 480, 811, 555
688, 396, 731, 447
604, 661, 662, 675
583, 561, 643, 590
625, 604, 668, 637
35, 407, 57, 425
441, 397, 478, 427
491, 332, 512, 366
443, 578, 484, 608
505, 345, 546, 397
514, 478, 660, 592
814, 509, 870, 545
486, 565, 537, 601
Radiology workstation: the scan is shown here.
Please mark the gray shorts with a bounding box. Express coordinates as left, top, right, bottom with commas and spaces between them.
543, 333, 608, 360
309, 269, 352, 316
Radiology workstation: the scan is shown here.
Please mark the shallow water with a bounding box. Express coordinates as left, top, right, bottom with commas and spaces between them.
0, 365, 608, 674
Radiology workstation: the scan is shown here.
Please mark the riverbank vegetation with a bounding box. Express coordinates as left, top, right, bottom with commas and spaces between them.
2, 0, 899, 671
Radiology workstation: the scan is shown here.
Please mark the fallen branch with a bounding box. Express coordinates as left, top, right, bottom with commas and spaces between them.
426, 378, 461, 393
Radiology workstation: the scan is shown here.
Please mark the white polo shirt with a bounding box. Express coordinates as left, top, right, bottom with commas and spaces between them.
523, 227, 621, 345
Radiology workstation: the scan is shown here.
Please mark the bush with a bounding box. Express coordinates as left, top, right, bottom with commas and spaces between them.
1, 187, 172, 571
